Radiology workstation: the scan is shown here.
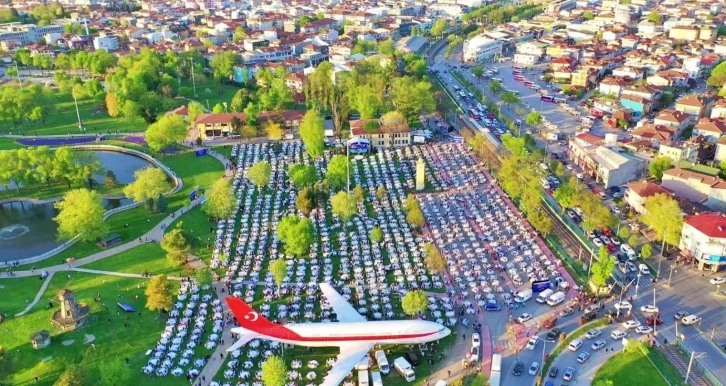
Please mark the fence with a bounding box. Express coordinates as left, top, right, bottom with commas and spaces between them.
4, 145, 183, 266
676, 340, 724, 386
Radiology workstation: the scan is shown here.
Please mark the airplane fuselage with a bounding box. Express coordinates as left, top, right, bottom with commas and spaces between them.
233, 319, 450, 348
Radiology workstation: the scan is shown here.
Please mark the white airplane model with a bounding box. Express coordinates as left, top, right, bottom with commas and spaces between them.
226, 283, 451, 386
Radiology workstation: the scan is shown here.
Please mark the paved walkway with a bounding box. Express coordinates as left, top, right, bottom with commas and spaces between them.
15, 271, 55, 317
194, 283, 235, 385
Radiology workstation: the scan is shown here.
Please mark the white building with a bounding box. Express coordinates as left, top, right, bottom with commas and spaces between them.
513, 53, 538, 65
463, 35, 503, 62
679, 213, 726, 272
93, 36, 119, 51
624, 181, 675, 215
0, 23, 64, 45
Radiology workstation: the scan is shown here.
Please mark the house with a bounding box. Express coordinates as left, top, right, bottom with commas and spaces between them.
624, 180, 675, 214
571, 68, 598, 88
675, 94, 713, 118
654, 110, 695, 132
692, 118, 726, 142
662, 168, 726, 211
658, 140, 699, 164
679, 213, 726, 272
300, 18, 339, 34
620, 94, 652, 118
550, 56, 577, 72
715, 137, 726, 163
193, 110, 306, 139
568, 133, 645, 188
599, 77, 630, 98
349, 118, 411, 149
284, 73, 307, 93
647, 70, 689, 87
711, 99, 726, 119
631, 123, 678, 145
621, 84, 662, 103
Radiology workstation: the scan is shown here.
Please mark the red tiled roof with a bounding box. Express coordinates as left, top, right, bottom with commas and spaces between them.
626, 181, 673, 198
684, 213, 726, 238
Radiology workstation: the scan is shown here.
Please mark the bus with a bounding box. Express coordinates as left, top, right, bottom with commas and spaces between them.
513, 66, 524, 72
540, 95, 555, 103
458, 91, 467, 99
523, 81, 533, 88
513, 75, 525, 82
512, 69, 522, 75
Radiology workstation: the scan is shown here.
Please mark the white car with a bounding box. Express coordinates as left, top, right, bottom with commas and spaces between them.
472, 333, 481, 348
639, 264, 650, 276
623, 320, 642, 329
528, 361, 540, 376
526, 336, 538, 350
620, 244, 635, 256
636, 326, 653, 334
517, 313, 533, 323
611, 330, 627, 339
592, 238, 603, 248
640, 305, 659, 313
709, 277, 726, 285
584, 329, 601, 339
591, 339, 606, 351
576, 173, 584, 179
468, 346, 480, 362
681, 315, 700, 326
614, 301, 632, 310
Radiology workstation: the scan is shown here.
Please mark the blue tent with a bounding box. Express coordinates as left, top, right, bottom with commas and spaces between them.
118, 302, 137, 312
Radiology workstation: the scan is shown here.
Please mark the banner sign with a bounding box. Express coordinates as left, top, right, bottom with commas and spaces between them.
196, 148, 208, 157
348, 138, 370, 154
451, 135, 464, 144
532, 280, 552, 293
189, 190, 197, 201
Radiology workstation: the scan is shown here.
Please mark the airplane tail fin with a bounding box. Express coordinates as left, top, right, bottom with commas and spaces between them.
225, 296, 279, 333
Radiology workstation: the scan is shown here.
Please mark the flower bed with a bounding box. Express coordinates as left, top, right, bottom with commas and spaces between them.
16, 136, 106, 147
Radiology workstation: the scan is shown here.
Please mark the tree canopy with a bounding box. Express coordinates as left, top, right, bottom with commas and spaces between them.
145, 274, 174, 315
269, 258, 288, 294
248, 161, 272, 190
277, 215, 315, 257
203, 177, 236, 219
590, 254, 616, 289
288, 164, 318, 189
145, 115, 188, 152
325, 155, 351, 191
123, 167, 169, 204
424, 243, 446, 273
98, 358, 131, 386
261, 356, 287, 386
402, 290, 428, 316
331, 191, 358, 225
53, 189, 107, 242
648, 156, 673, 181
641, 194, 683, 247
161, 227, 190, 266
299, 109, 325, 159
54, 364, 85, 386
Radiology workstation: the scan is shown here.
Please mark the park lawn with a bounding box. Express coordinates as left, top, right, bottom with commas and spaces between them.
17, 151, 225, 270
0, 276, 46, 315
181, 79, 242, 109
1, 271, 186, 386
167, 205, 220, 265
0, 137, 22, 150
593, 347, 669, 386
83, 243, 189, 277
3, 93, 135, 136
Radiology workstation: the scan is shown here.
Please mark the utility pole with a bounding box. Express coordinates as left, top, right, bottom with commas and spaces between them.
667, 266, 677, 287
685, 352, 706, 384
189, 58, 197, 97
346, 143, 350, 194
72, 87, 82, 130
15, 61, 22, 90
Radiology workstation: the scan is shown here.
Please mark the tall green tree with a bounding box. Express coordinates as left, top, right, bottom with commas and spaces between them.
248, 161, 272, 191
424, 243, 446, 273
98, 358, 131, 386
370, 226, 383, 243
268, 258, 288, 295
277, 215, 315, 257
288, 164, 318, 189
145, 115, 188, 152
325, 155, 351, 191
195, 267, 213, 287
401, 290, 428, 316
295, 187, 314, 215
390, 76, 436, 119
203, 178, 236, 219
54, 364, 86, 386
53, 189, 107, 242
648, 156, 673, 181
590, 253, 616, 290
261, 356, 287, 386
145, 274, 174, 316
299, 109, 325, 159
331, 191, 358, 229
161, 227, 190, 265
209, 51, 241, 82
123, 167, 169, 204
641, 194, 683, 250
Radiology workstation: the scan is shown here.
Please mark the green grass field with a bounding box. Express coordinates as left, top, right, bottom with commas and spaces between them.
83, 243, 188, 277
167, 205, 220, 266
0, 137, 22, 150
593, 347, 670, 386
0, 276, 46, 316
0, 272, 189, 386
17, 151, 224, 270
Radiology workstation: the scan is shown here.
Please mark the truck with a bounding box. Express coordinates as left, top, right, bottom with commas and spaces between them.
370, 371, 383, 386
515, 289, 533, 303
393, 358, 415, 382
374, 350, 390, 375
489, 354, 502, 386
358, 370, 370, 386
546, 291, 566, 306
536, 288, 554, 304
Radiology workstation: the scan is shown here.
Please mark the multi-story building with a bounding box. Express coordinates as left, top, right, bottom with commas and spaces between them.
463, 35, 503, 62
679, 213, 726, 272
662, 168, 726, 211
0, 23, 64, 46
93, 35, 119, 51
349, 118, 411, 149
625, 181, 675, 214
193, 110, 305, 139
568, 134, 646, 188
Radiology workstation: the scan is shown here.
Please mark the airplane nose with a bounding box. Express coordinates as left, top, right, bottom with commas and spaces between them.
443, 327, 452, 337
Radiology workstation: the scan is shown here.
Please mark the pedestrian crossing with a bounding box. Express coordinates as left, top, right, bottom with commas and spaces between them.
493, 340, 512, 353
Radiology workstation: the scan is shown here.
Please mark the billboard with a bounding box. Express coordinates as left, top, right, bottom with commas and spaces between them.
532, 280, 552, 293
189, 190, 197, 201
451, 135, 464, 144
348, 138, 370, 154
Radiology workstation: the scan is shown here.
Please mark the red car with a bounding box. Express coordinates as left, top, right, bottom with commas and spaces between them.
646, 314, 663, 326
601, 228, 613, 237
606, 243, 617, 253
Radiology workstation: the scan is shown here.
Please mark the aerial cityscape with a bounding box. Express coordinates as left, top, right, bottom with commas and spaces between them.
0, 0, 724, 385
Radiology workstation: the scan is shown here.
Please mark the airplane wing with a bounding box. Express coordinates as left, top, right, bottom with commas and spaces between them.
227, 327, 257, 352
319, 283, 366, 322
320, 343, 373, 386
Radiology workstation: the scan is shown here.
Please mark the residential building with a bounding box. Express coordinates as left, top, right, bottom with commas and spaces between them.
569, 133, 645, 188
658, 141, 699, 164
715, 137, 726, 163
463, 35, 503, 62
599, 77, 630, 98
93, 35, 119, 51
349, 118, 411, 149
571, 68, 598, 88
631, 123, 678, 145
662, 168, 726, 211
620, 95, 652, 118
675, 94, 713, 118
692, 118, 726, 142
625, 180, 675, 214
0, 23, 64, 45
654, 110, 695, 132
679, 213, 726, 272
710, 99, 726, 119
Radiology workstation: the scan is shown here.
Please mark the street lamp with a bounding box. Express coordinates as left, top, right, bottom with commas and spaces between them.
685, 352, 706, 384
617, 277, 636, 320
635, 272, 642, 297
667, 265, 677, 287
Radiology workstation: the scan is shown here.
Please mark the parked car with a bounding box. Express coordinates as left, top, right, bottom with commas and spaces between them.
611, 330, 627, 339
559, 307, 574, 316
546, 328, 563, 342
576, 352, 590, 363
471, 333, 481, 348
636, 326, 653, 334
674, 311, 689, 320
623, 320, 642, 329
709, 277, 726, 285
646, 314, 664, 326
526, 336, 538, 350
517, 313, 533, 323
513, 361, 524, 376
548, 366, 559, 378
563, 367, 575, 381
591, 339, 606, 351
528, 361, 540, 376
640, 305, 659, 313
585, 328, 601, 339
682, 315, 700, 326
614, 301, 632, 310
